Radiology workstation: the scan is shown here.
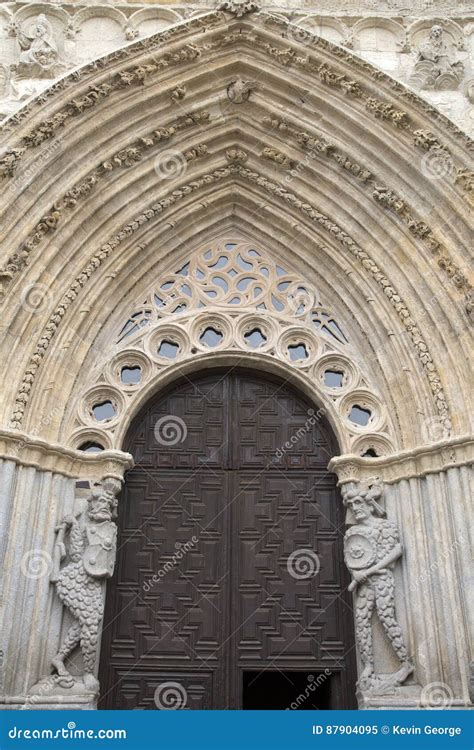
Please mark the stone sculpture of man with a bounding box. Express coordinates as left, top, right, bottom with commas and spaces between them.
49, 480, 119, 692
342, 479, 413, 692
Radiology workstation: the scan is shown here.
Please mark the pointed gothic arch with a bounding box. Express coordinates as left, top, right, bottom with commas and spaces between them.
0, 6, 472, 711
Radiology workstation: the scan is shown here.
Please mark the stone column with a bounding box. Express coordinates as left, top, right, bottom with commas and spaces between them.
0, 428, 132, 710
328, 435, 473, 710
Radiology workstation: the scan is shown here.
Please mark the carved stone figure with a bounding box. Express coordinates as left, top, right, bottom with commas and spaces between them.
227, 77, 257, 103
14, 15, 67, 79
342, 479, 413, 692
410, 25, 464, 90
31, 480, 120, 697
218, 0, 260, 17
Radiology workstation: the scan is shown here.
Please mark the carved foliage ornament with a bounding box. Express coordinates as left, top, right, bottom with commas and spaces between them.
262, 117, 471, 296
0, 110, 210, 292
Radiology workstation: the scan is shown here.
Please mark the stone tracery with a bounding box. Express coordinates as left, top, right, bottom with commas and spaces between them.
68, 239, 393, 457
117, 242, 349, 345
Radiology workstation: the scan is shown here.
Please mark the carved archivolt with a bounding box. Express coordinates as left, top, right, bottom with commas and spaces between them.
66, 240, 394, 457
0, 12, 471, 305
2, 12, 471, 167
2, 9, 471, 442
0, 109, 211, 288
263, 117, 471, 296
0, 109, 469, 301
9, 159, 451, 434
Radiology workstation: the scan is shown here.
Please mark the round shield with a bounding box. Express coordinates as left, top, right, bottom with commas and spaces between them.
344, 531, 376, 570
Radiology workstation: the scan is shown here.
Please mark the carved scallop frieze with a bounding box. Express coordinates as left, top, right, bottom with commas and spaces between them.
70, 306, 393, 456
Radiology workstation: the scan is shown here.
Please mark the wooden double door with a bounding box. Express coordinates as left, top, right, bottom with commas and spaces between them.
98, 369, 356, 709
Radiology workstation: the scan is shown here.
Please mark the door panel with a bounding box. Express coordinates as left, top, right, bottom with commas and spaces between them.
98, 369, 356, 709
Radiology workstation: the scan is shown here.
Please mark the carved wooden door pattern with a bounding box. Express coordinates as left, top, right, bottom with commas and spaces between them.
98, 369, 356, 709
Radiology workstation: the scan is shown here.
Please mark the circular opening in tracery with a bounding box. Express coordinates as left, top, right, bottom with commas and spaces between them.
324, 369, 344, 388
278, 328, 318, 367
314, 354, 358, 395
287, 343, 309, 362
157, 340, 180, 359
121, 366, 142, 385
244, 328, 267, 348
348, 404, 372, 427
200, 327, 224, 347
92, 400, 117, 422
361, 448, 379, 457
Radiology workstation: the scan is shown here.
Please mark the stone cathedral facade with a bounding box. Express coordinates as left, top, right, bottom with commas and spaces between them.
0, 0, 472, 711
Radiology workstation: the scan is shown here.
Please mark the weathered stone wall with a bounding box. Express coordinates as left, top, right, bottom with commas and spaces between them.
1, 0, 473, 134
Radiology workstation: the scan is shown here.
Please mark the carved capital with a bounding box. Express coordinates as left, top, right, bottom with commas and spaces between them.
330, 436, 474, 486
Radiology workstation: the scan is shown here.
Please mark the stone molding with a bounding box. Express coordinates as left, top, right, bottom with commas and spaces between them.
0, 110, 211, 288
2, 105, 469, 302
263, 117, 471, 296
1, 12, 472, 155
0, 427, 133, 480
8, 160, 451, 434
328, 434, 473, 485
0, 13, 471, 325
